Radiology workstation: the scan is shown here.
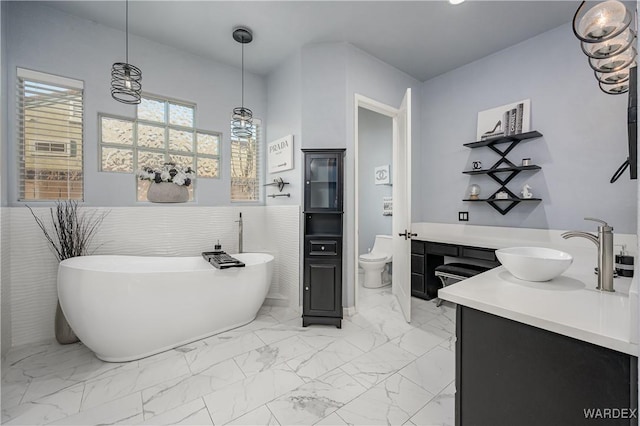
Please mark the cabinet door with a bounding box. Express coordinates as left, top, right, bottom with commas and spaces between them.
303, 259, 342, 318
304, 153, 343, 212
411, 273, 426, 296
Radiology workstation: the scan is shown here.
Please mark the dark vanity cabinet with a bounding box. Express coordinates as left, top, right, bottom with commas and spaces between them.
302, 149, 345, 328
411, 240, 499, 300
456, 306, 638, 425
411, 240, 444, 300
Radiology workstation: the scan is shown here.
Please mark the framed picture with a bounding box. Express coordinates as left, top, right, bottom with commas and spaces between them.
375, 164, 391, 185
383, 197, 393, 216
268, 135, 294, 174
477, 99, 531, 140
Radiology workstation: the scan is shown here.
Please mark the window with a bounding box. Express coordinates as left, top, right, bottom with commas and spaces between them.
99, 95, 221, 201
34, 141, 70, 155
18, 68, 84, 201
230, 121, 261, 202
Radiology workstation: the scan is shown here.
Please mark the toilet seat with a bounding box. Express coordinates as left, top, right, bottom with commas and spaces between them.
359, 253, 389, 262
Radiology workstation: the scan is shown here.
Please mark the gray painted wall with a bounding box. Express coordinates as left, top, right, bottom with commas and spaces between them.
1, 2, 6, 208
358, 107, 392, 255
420, 23, 637, 234
299, 42, 422, 308
345, 46, 422, 308
266, 50, 302, 207
301, 43, 348, 150
4, 2, 267, 207
1, 1, 10, 357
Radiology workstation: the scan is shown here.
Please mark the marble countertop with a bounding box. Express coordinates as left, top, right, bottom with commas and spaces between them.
416, 223, 638, 356
411, 222, 638, 255
439, 264, 637, 356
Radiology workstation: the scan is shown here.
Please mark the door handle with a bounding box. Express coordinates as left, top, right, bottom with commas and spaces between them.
398, 230, 417, 240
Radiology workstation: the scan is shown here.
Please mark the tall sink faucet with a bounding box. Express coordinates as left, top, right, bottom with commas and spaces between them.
561, 217, 614, 292
236, 212, 243, 254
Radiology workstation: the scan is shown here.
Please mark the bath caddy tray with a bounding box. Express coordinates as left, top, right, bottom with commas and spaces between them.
202, 251, 245, 269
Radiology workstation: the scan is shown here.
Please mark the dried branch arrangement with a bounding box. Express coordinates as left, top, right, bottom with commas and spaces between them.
26, 201, 109, 261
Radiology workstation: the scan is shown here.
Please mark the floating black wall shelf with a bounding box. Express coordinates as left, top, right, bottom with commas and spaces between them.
463, 130, 543, 215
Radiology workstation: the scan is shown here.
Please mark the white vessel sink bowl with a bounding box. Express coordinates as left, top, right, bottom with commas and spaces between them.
496, 247, 573, 282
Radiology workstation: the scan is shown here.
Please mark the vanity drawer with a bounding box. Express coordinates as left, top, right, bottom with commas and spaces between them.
426, 242, 459, 257
411, 240, 425, 255
307, 238, 341, 257
460, 246, 497, 262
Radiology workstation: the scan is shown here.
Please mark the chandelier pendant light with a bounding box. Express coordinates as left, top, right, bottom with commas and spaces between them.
111, 0, 142, 104
572, 0, 637, 95
232, 27, 254, 139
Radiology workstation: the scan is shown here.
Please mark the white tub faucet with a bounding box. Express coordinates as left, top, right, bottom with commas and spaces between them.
236, 212, 243, 253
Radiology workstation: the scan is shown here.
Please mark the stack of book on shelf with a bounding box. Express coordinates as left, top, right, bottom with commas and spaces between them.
481, 102, 525, 140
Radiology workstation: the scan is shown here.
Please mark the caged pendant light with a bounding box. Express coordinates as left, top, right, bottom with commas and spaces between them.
572, 0, 637, 95
111, 0, 142, 104
231, 27, 254, 138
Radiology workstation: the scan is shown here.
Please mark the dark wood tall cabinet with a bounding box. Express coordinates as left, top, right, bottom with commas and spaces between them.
302, 149, 345, 328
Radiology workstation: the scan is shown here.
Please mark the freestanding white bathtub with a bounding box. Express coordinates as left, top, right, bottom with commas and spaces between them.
58, 253, 274, 362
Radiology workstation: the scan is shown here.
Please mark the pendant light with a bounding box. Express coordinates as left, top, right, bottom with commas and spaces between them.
572, 0, 637, 95
573, 0, 631, 43
111, 0, 142, 104
231, 27, 253, 139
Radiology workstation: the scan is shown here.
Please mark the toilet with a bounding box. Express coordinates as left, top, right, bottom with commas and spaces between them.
359, 235, 393, 288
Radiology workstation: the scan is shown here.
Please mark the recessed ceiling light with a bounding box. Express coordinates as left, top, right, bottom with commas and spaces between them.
449, 0, 465, 4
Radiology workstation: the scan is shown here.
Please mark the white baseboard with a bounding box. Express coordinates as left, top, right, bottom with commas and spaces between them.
263, 296, 290, 307
343, 306, 356, 317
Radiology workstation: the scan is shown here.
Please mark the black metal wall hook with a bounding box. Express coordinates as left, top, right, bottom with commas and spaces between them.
263, 177, 290, 192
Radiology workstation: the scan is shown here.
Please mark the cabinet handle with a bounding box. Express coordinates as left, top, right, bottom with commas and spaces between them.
305, 287, 309, 291
321, 246, 325, 250
306, 181, 310, 185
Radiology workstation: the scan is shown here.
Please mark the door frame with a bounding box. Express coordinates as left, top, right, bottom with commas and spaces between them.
353, 93, 399, 313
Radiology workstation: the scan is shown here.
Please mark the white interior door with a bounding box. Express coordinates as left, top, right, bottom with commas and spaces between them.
392, 88, 412, 323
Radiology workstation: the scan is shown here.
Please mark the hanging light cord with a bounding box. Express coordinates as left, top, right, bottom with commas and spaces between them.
241, 38, 245, 109
110, 0, 141, 104
125, 0, 129, 65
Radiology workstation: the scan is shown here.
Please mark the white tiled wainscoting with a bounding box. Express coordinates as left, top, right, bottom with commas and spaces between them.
3, 205, 300, 348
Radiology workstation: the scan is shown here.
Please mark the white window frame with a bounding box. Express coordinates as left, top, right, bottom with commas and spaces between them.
98, 95, 221, 180
17, 67, 84, 202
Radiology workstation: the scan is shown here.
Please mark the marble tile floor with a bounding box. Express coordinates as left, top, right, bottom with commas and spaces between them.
1, 286, 456, 425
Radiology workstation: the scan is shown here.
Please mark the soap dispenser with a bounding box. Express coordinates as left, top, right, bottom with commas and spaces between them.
615, 244, 634, 278
213, 240, 223, 254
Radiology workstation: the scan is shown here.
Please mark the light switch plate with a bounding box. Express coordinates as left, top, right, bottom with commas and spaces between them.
458, 211, 469, 221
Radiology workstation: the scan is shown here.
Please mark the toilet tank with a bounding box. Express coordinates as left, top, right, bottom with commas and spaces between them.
371, 235, 393, 259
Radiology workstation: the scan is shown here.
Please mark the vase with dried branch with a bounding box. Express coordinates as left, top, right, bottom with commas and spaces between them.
27, 201, 109, 344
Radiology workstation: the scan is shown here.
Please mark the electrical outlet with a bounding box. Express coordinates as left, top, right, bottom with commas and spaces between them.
458, 211, 469, 221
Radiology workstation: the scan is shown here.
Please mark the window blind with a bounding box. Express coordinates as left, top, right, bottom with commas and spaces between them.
17, 68, 84, 201
230, 120, 261, 202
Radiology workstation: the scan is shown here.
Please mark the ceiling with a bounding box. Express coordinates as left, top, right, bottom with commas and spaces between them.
40, 1, 580, 82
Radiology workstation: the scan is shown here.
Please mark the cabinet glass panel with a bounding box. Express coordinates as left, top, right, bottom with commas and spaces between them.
309, 158, 338, 209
